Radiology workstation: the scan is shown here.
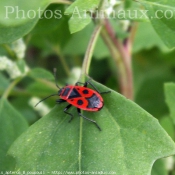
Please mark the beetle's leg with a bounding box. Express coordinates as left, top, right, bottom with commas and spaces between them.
56, 99, 66, 104
75, 82, 85, 86
84, 81, 111, 94
77, 108, 101, 131
56, 101, 73, 122
64, 104, 74, 123
76, 80, 111, 94
75, 79, 93, 87
53, 68, 61, 89
99, 90, 111, 94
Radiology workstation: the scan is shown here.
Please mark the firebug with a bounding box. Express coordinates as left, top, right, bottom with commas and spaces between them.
35, 68, 111, 131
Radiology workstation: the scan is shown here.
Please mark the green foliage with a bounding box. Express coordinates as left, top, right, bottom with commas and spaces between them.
164, 83, 175, 125
62, 22, 110, 59
28, 68, 54, 81
133, 49, 175, 118
133, 22, 169, 53
0, 98, 28, 171
124, 0, 133, 9
65, 0, 100, 33
0, 0, 53, 44
8, 80, 175, 174
140, 0, 175, 48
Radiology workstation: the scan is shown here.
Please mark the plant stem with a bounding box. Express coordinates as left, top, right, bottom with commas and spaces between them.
81, 0, 107, 76
81, 24, 102, 76
2, 77, 22, 99
2, 44, 16, 60
103, 19, 133, 100
124, 22, 138, 56
100, 29, 126, 93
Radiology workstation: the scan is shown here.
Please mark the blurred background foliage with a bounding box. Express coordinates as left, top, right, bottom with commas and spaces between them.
2, 4, 172, 124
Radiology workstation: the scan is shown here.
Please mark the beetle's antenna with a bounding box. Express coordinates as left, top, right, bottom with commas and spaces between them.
53, 68, 61, 89
35, 94, 58, 107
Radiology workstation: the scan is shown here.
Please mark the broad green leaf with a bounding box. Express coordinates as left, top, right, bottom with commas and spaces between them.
0, 1, 48, 26
0, 0, 64, 44
0, 98, 28, 171
8, 80, 175, 174
68, 14, 91, 34
164, 83, 175, 124
0, 19, 38, 44
31, 4, 66, 36
65, 0, 100, 33
138, 0, 175, 48
133, 22, 169, 53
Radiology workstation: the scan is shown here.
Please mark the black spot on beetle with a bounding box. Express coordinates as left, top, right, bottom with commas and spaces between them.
77, 100, 83, 105
82, 89, 89, 94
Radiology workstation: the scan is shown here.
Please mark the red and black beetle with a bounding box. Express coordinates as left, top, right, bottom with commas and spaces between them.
35, 69, 110, 131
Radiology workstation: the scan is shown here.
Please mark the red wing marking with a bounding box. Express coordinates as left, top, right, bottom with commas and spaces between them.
67, 97, 89, 110
74, 86, 94, 98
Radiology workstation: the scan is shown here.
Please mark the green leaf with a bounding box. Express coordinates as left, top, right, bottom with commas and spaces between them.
65, 0, 100, 33
0, 0, 47, 26
30, 4, 71, 52
134, 49, 175, 118
0, 98, 28, 171
8, 80, 175, 174
164, 83, 175, 124
28, 68, 54, 81
139, 0, 175, 48
68, 14, 91, 34
0, 0, 64, 44
31, 4, 65, 35
133, 22, 169, 53
0, 19, 38, 44
124, 0, 133, 9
